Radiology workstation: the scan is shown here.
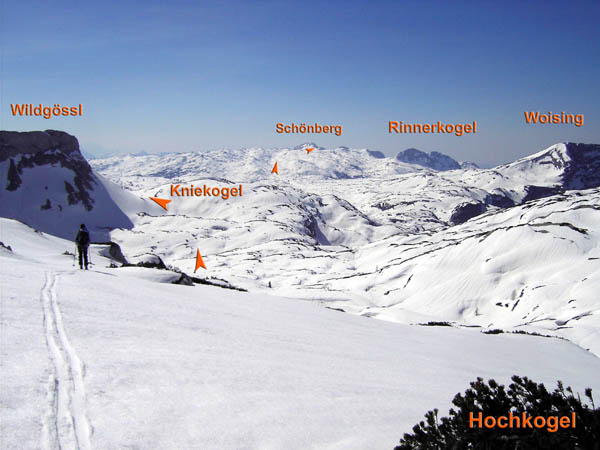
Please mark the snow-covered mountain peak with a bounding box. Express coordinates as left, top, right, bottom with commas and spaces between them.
499, 142, 570, 174
293, 142, 324, 151
467, 142, 600, 199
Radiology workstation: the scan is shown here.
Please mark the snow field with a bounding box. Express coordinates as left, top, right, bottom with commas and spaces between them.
2, 218, 600, 449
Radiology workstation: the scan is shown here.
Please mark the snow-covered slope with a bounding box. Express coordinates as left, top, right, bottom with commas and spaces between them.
5, 135, 600, 356
87, 141, 600, 358
326, 188, 600, 355
2, 218, 599, 450
103, 182, 600, 356
3, 132, 600, 448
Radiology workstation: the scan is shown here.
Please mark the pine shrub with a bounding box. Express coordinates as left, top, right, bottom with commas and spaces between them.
394, 375, 599, 450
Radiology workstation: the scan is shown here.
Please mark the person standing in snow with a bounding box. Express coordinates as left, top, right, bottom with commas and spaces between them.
75, 223, 90, 270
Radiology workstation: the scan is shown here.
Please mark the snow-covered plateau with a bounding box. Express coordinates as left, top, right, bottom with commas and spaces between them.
1, 130, 599, 449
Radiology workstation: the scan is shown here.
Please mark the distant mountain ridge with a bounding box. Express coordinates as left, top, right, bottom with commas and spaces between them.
4, 131, 600, 237
77, 138, 600, 231
395, 147, 477, 171
2, 131, 600, 356
89, 141, 600, 226
88, 144, 479, 189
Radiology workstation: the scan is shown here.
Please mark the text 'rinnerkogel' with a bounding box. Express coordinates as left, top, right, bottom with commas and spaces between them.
389, 121, 477, 136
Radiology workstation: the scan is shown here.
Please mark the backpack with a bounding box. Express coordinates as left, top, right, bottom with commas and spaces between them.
76, 229, 90, 247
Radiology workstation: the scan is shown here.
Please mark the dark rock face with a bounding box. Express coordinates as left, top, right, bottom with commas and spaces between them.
40, 199, 52, 210
108, 242, 128, 264
1, 130, 95, 210
0, 130, 80, 159
304, 215, 331, 245
124, 254, 167, 270
429, 151, 461, 171
451, 193, 514, 225
396, 148, 461, 171
450, 201, 486, 225
522, 185, 563, 203
6, 158, 21, 191
484, 193, 515, 208
396, 148, 431, 166
563, 143, 600, 190
173, 273, 194, 286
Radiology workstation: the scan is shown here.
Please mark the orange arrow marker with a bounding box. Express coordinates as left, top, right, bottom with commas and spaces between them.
306, 147, 314, 154
195, 249, 207, 271
150, 197, 171, 211
271, 162, 279, 174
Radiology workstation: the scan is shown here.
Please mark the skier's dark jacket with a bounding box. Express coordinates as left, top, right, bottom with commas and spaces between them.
75, 228, 90, 247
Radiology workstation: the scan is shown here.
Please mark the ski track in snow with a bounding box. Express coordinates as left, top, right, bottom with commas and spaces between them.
40, 271, 92, 450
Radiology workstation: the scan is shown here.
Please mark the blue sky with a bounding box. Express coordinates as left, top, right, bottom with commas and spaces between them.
1, 0, 598, 166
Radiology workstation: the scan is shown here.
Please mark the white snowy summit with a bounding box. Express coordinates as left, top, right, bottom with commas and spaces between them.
1, 131, 600, 449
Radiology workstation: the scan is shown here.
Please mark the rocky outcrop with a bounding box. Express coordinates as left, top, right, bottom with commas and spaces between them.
450, 201, 486, 225
484, 192, 515, 209
173, 273, 195, 286
6, 158, 21, 191
522, 185, 563, 203
108, 242, 128, 264
0, 130, 80, 159
0, 129, 135, 241
1, 130, 95, 210
563, 143, 600, 190
396, 148, 462, 171
125, 253, 167, 269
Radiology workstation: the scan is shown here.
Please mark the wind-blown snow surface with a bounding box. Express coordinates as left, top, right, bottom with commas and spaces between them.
2, 218, 600, 450
90, 143, 600, 357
